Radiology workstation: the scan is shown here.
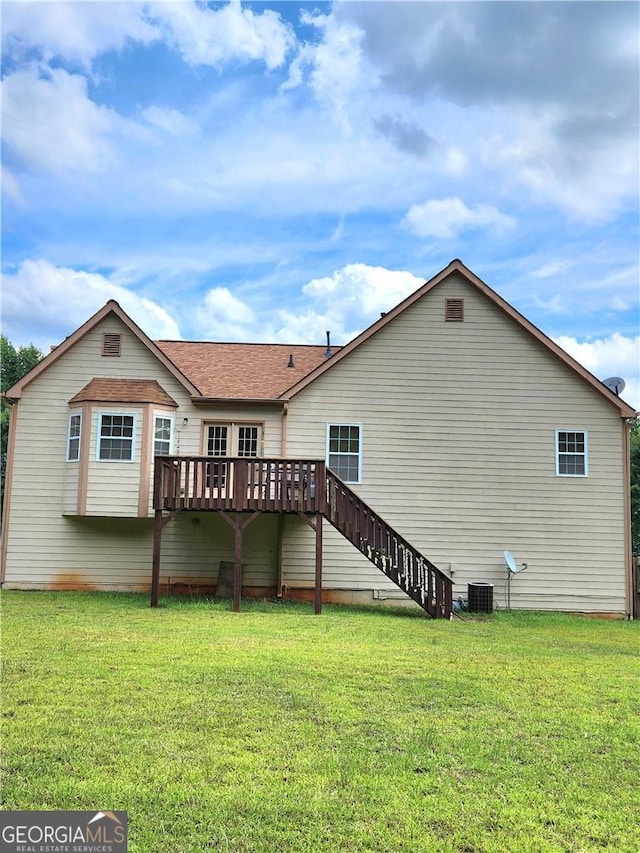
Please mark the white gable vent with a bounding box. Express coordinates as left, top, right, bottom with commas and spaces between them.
102, 333, 122, 356
445, 298, 464, 322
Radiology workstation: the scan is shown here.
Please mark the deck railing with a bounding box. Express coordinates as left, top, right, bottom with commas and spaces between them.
153, 456, 326, 513
324, 470, 453, 618
153, 456, 453, 617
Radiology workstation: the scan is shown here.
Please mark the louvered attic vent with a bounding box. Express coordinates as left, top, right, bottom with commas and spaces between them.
102, 333, 122, 356
445, 298, 464, 321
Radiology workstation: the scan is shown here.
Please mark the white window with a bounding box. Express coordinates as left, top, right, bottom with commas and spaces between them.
555, 430, 588, 477
153, 415, 173, 456
327, 423, 362, 483
66, 413, 82, 462
97, 413, 136, 461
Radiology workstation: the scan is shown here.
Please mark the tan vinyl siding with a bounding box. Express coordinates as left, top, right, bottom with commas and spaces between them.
2, 315, 287, 590
62, 459, 80, 515
159, 514, 278, 590
84, 406, 143, 516
144, 404, 284, 517
3, 517, 155, 590
283, 273, 628, 614
282, 516, 402, 592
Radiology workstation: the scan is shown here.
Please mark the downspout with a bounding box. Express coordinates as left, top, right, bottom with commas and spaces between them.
281, 401, 288, 457
277, 402, 289, 597
622, 418, 635, 618
0, 401, 18, 584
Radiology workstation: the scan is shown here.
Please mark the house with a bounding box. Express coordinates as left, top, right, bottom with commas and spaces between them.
1, 260, 636, 617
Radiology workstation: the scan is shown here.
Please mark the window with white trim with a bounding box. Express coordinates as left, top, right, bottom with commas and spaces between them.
555, 430, 588, 476
98, 413, 135, 461
327, 423, 362, 483
67, 412, 82, 461
153, 415, 173, 456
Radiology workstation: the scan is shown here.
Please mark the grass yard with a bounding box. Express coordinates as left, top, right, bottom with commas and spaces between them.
1, 592, 639, 853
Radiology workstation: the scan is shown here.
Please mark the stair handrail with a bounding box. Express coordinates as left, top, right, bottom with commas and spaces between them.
325, 469, 452, 618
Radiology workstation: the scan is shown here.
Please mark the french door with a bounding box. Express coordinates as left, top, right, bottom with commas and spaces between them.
205, 423, 262, 490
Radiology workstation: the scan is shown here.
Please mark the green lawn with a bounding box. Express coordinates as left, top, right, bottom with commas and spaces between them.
2, 592, 639, 852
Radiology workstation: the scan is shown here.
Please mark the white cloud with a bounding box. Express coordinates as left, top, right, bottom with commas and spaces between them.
141, 105, 199, 138
147, 0, 295, 70
262, 264, 424, 344
189, 263, 426, 347
1, 1, 156, 68
1, 66, 117, 174
2, 1, 295, 75
555, 333, 640, 410
194, 287, 257, 340
485, 109, 639, 222
2, 260, 180, 349
401, 197, 516, 239
1, 166, 25, 204
269, 308, 340, 346
443, 147, 468, 176
303, 263, 422, 318
531, 259, 577, 280
285, 9, 366, 125
320, 2, 639, 222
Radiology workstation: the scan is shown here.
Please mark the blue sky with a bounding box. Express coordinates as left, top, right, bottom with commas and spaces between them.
2, 0, 639, 407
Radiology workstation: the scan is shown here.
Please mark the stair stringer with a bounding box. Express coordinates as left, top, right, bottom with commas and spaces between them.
323, 471, 453, 618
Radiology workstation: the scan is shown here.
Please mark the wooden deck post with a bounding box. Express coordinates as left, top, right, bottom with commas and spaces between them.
151, 509, 163, 608
233, 513, 242, 613
276, 512, 285, 598
315, 512, 323, 615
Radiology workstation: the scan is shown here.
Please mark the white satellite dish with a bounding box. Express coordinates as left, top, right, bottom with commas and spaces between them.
504, 550, 518, 573
503, 550, 527, 609
603, 377, 625, 396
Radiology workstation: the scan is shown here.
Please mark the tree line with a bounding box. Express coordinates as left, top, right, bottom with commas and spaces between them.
1, 336, 44, 509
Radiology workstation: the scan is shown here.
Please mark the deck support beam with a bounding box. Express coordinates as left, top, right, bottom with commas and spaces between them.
315, 512, 323, 615
297, 511, 323, 615
220, 511, 260, 612
233, 515, 242, 613
276, 512, 285, 598
150, 510, 177, 607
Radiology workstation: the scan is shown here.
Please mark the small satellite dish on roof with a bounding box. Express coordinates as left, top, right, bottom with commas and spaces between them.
503, 550, 528, 609
603, 376, 625, 396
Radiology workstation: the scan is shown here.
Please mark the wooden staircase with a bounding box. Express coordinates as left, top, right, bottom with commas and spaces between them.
324, 470, 452, 618
152, 456, 452, 617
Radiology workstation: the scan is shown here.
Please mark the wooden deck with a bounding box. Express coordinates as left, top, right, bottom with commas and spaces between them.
152, 456, 453, 618
154, 456, 326, 514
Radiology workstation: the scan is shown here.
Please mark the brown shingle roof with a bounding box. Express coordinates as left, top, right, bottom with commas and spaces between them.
155, 341, 338, 400
69, 378, 178, 407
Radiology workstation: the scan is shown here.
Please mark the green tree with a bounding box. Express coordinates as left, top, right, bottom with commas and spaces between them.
1, 336, 43, 510
631, 422, 640, 554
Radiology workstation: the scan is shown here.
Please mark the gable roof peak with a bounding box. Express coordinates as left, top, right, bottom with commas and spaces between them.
4, 299, 200, 399
282, 260, 636, 418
